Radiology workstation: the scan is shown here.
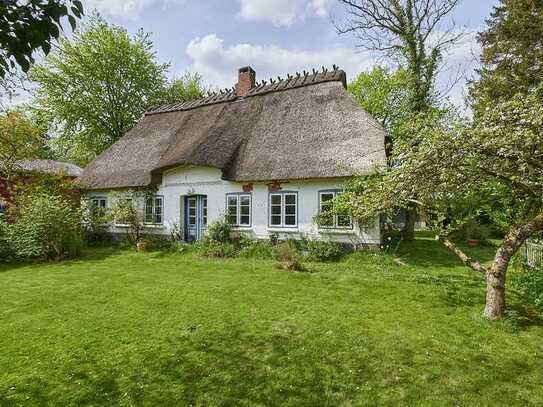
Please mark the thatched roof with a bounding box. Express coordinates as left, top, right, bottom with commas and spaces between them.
16, 159, 82, 178
80, 67, 387, 190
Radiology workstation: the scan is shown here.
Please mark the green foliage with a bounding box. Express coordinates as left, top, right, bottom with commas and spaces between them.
81, 198, 110, 245
30, 16, 204, 166
511, 269, 543, 310
0, 111, 44, 181
7, 193, 83, 260
0, 217, 11, 261
306, 240, 345, 262
239, 240, 275, 259
0, 0, 84, 77
348, 67, 411, 141
336, 91, 543, 238
454, 221, 492, 244
140, 235, 176, 251
275, 242, 305, 271
196, 241, 238, 258
338, 0, 460, 114
158, 73, 205, 105
470, 0, 543, 117
108, 189, 156, 246
205, 219, 232, 244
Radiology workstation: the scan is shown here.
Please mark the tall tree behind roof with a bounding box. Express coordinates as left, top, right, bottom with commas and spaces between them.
30, 15, 204, 167
470, 0, 543, 117
336, 0, 464, 241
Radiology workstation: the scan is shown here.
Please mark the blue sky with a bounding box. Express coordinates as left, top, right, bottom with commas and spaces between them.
88, 0, 498, 106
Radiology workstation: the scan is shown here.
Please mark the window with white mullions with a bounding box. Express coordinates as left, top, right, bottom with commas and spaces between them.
319, 190, 352, 229
145, 195, 163, 224
269, 192, 297, 228
91, 197, 107, 214
202, 197, 208, 226
226, 193, 251, 227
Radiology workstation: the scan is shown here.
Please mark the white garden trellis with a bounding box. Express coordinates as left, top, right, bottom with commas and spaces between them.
525, 239, 543, 268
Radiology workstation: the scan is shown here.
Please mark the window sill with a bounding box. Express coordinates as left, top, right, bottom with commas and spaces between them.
319, 228, 356, 235
231, 226, 252, 231
267, 227, 299, 233
114, 224, 165, 229
143, 224, 166, 229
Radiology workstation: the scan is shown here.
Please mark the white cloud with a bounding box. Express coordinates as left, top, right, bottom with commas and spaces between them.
239, 0, 333, 25
85, 0, 184, 19
185, 34, 376, 89
185, 31, 480, 109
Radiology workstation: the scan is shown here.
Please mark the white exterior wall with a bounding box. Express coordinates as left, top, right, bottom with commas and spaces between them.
85, 165, 381, 246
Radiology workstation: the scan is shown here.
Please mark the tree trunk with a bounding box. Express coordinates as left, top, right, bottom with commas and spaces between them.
402, 207, 417, 241
483, 268, 506, 320
483, 213, 543, 319
439, 212, 543, 320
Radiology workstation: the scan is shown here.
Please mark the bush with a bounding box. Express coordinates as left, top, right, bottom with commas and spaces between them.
140, 234, 176, 251
275, 242, 305, 271
81, 199, 111, 245
8, 193, 83, 260
206, 219, 232, 243
306, 240, 344, 261
196, 241, 238, 258
239, 240, 275, 259
511, 270, 543, 310
0, 218, 11, 261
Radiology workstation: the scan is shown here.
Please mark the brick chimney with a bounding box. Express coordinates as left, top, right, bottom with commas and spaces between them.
235, 66, 256, 97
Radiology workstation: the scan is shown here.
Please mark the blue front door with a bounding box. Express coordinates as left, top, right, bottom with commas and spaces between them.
185, 195, 207, 242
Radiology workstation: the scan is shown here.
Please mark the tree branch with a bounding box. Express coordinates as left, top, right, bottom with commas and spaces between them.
438, 235, 488, 275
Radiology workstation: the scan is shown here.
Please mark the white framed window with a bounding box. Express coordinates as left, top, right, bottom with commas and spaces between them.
203, 196, 208, 226
90, 197, 107, 215
269, 192, 297, 228
319, 190, 352, 229
226, 193, 251, 227
145, 195, 163, 224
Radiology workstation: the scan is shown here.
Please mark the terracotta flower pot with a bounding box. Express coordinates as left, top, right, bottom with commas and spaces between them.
136, 242, 147, 252
467, 239, 480, 248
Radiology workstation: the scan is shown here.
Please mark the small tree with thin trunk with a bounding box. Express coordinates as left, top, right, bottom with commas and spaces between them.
333, 90, 543, 319
336, 0, 464, 240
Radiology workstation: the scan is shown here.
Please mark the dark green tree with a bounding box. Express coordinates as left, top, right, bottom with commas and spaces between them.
470, 0, 543, 117
0, 0, 83, 77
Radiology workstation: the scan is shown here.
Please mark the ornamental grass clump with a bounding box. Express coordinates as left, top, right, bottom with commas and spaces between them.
275, 242, 305, 272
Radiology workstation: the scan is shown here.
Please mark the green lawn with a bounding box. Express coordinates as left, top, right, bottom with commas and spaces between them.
1, 238, 542, 406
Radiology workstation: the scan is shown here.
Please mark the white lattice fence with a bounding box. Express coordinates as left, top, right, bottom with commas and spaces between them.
525, 240, 543, 268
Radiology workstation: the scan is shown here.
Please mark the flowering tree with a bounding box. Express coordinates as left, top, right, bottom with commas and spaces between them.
334, 90, 543, 319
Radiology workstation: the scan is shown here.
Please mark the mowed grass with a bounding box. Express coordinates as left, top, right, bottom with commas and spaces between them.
1, 237, 542, 406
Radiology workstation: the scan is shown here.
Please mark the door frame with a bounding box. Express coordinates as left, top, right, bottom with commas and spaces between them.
183, 194, 207, 242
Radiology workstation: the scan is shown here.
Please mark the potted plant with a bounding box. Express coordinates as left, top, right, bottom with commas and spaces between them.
464, 221, 490, 247
136, 240, 147, 252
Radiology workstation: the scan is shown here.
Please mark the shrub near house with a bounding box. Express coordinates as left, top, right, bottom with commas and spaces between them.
2, 193, 83, 261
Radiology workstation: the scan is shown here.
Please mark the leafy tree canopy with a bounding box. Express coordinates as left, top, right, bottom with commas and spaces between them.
159, 73, 205, 106
0, 0, 83, 77
470, 0, 543, 116
348, 67, 411, 139
30, 16, 204, 166
332, 89, 543, 319
0, 111, 45, 181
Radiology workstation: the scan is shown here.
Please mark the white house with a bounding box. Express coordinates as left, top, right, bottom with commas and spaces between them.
79, 66, 387, 247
